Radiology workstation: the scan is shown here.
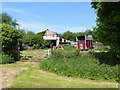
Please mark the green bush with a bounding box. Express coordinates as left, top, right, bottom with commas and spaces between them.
1, 24, 22, 61
33, 44, 40, 49
40, 45, 119, 82
0, 53, 15, 64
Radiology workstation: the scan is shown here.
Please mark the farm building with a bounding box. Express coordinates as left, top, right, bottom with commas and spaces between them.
43, 29, 57, 40
43, 29, 77, 47
43, 29, 60, 46
76, 35, 93, 50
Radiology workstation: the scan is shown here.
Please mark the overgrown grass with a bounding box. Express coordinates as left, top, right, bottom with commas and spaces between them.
20, 49, 45, 61
11, 63, 118, 88
0, 53, 15, 64
1, 48, 118, 88
0, 49, 45, 64
40, 45, 119, 82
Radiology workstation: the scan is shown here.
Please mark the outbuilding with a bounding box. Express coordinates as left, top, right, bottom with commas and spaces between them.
76, 35, 93, 50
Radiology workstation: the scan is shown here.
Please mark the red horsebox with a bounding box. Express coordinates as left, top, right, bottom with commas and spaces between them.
76, 35, 93, 50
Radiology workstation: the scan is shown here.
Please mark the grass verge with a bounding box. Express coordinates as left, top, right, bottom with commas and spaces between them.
11, 65, 118, 88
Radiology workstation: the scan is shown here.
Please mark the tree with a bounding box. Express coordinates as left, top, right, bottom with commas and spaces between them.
12, 19, 19, 28
85, 29, 93, 35
61, 31, 76, 41
85, 28, 98, 42
0, 24, 22, 61
26, 31, 35, 46
20, 29, 27, 44
0, 12, 12, 25
26, 31, 35, 38
0, 12, 19, 28
18, 29, 28, 50
91, 2, 120, 59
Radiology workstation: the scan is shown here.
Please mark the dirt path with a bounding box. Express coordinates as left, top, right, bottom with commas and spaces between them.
1, 61, 39, 88
1, 66, 28, 88
1, 61, 118, 88
1, 49, 46, 89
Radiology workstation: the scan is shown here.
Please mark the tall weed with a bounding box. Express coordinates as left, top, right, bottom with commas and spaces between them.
40, 45, 118, 82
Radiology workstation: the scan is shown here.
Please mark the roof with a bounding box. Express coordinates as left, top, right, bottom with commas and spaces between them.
45, 29, 56, 36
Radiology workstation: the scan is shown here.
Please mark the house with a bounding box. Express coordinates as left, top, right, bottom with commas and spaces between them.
76, 35, 93, 50
43, 29, 60, 46
43, 29, 75, 47
43, 29, 57, 40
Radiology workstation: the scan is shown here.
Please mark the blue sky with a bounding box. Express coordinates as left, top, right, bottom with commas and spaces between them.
2, 2, 96, 33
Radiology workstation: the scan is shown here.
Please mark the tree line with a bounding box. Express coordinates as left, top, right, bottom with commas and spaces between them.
1, 1, 120, 63
0, 12, 94, 63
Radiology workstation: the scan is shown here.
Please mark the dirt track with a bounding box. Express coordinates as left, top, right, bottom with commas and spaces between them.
1, 61, 40, 88
1, 66, 28, 88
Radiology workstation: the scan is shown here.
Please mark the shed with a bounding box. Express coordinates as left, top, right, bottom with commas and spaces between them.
76, 35, 93, 50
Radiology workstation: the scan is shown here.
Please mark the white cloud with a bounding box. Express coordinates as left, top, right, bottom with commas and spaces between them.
3, 8, 41, 20
18, 20, 91, 34
3, 8, 25, 14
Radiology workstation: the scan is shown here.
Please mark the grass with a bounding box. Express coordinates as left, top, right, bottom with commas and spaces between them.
21, 49, 43, 56
1, 48, 118, 88
11, 62, 118, 88
1, 59, 118, 88
40, 45, 119, 82
20, 49, 47, 61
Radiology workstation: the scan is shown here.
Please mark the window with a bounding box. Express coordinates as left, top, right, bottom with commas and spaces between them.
77, 36, 85, 40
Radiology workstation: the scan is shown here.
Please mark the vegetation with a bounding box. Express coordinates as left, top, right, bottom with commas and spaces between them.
12, 67, 117, 88
57, 30, 96, 42
1, 2, 120, 88
1, 60, 117, 88
0, 24, 22, 61
0, 12, 19, 28
0, 12, 56, 64
41, 45, 119, 82
0, 12, 23, 63
91, 2, 120, 59
20, 49, 46, 61
0, 53, 14, 64
1, 48, 118, 88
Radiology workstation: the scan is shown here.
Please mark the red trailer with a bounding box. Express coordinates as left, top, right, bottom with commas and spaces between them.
76, 35, 93, 50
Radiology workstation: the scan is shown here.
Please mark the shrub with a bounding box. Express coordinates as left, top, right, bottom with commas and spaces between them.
40, 45, 119, 82
0, 53, 15, 64
0, 24, 22, 61
33, 44, 40, 49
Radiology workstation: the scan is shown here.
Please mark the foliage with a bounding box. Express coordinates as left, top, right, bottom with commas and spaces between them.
0, 12, 12, 25
58, 30, 96, 42
41, 45, 119, 82
91, 2, 120, 58
0, 53, 14, 64
8, 61, 117, 88
0, 12, 19, 28
26, 30, 56, 49
85, 28, 98, 42
20, 29, 27, 43
26, 31, 35, 44
26, 31, 44, 48
61, 31, 76, 41
0, 24, 22, 61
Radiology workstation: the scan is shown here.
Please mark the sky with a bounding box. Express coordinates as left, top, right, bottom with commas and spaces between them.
2, 2, 97, 34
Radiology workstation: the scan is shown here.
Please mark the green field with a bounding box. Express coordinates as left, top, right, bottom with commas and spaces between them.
1, 49, 118, 88
1, 61, 117, 88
